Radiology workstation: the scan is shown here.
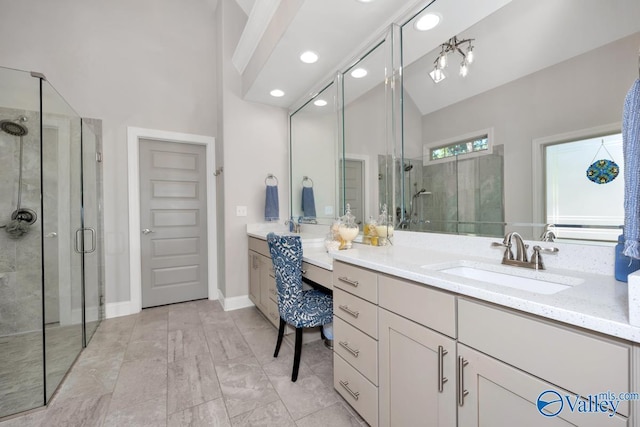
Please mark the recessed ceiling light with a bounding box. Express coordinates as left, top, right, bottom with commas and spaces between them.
356, 0, 375, 3
270, 89, 285, 97
415, 12, 441, 31
314, 99, 327, 107
350, 68, 368, 78
300, 51, 319, 64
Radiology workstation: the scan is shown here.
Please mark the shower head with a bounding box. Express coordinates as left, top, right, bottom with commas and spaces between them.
0, 118, 28, 136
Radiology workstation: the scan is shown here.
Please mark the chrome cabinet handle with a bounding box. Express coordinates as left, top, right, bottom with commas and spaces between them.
438, 345, 449, 393
301, 269, 307, 275
457, 356, 469, 406
142, 228, 154, 235
339, 341, 360, 358
46, 232, 57, 238
338, 304, 360, 319
339, 380, 360, 401
338, 276, 359, 287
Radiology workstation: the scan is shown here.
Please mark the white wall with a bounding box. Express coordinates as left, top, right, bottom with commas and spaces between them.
0, 0, 218, 307
218, 0, 289, 301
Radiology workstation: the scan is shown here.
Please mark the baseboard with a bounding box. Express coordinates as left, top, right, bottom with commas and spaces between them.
218, 290, 254, 311
105, 301, 135, 319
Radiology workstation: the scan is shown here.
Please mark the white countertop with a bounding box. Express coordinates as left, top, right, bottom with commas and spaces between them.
247, 224, 640, 343
331, 243, 640, 343
247, 227, 333, 270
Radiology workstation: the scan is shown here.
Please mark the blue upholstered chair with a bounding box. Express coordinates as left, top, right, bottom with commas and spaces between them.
266, 232, 333, 382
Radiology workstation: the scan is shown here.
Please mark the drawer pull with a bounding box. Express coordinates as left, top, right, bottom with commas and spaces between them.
301, 269, 307, 275
457, 356, 469, 406
438, 345, 448, 393
338, 276, 359, 287
339, 380, 360, 401
339, 341, 360, 358
338, 304, 360, 319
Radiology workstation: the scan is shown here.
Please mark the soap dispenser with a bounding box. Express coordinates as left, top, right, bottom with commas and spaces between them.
615, 233, 640, 282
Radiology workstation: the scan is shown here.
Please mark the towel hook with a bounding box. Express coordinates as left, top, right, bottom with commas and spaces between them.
302, 176, 314, 187
265, 173, 278, 186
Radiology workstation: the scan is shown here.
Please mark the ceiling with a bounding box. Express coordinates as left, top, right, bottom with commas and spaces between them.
232, 0, 640, 112
232, 0, 427, 110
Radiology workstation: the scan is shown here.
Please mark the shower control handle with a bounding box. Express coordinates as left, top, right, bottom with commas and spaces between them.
142, 228, 154, 235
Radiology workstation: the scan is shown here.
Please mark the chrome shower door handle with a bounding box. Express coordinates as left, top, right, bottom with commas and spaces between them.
85, 227, 96, 254
142, 228, 154, 235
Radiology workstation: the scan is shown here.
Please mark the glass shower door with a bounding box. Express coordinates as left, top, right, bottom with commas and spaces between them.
41, 79, 84, 403
81, 119, 104, 344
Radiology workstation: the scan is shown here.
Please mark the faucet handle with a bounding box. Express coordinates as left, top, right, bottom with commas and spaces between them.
491, 241, 514, 261
530, 245, 559, 270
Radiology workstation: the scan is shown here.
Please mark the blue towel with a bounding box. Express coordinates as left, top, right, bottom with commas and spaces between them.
623, 79, 640, 259
265, 185, 279, 221
301, 186, 316, 219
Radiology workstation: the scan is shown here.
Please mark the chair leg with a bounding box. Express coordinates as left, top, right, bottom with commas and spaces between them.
292, 327, 303, 382
274, 317, 286, 358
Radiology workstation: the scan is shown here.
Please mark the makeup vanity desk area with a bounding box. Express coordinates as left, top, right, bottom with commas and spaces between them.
246, 230, 332, 327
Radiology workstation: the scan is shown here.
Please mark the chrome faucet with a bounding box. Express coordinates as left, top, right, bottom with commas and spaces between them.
491, 232, 558, 270
285, 218, 300, 233
540, 224, 557, 242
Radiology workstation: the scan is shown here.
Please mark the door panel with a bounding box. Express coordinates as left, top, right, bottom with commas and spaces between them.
139, 139, 208, 308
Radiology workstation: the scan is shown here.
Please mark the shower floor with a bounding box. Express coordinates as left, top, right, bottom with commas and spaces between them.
0, 323, 88, 418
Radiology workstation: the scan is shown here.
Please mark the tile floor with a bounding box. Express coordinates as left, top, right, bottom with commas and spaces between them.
0, 299, 365, 426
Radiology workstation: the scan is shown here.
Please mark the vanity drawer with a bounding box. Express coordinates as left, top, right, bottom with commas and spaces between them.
334, 316, 378, 385
333, 261, 378, 304
334, 353, 378, 427
458, 298, 632, 417
378, 274, 456, 338
249, 237, 270, 258
334, 287, 377, 339
302, 261, 332, 289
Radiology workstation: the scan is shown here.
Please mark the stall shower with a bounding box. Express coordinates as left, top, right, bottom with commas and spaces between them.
0, 66, 104, 419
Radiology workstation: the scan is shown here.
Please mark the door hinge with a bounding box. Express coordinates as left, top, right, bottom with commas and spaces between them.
96, 152, 103, 163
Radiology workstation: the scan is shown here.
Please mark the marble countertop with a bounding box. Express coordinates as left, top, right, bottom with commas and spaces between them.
247, 227, 333, 270
331, 244, 640, 344
246, 224, 640, 343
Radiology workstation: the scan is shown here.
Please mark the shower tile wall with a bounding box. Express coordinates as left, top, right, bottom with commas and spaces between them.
0, 108, 42, 337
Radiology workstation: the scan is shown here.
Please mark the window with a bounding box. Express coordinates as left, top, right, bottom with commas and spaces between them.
430, 135, 489, 160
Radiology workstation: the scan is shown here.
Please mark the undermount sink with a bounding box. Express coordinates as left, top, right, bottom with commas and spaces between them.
428, 261, 583, 295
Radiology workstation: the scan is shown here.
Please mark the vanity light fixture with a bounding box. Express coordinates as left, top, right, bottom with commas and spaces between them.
430, 35, 475, 83
350, 68, 368, 78
270, 89, 285, 97
414, 12, 441, 31
300, 51, 319, 64
314, 99, 327, 107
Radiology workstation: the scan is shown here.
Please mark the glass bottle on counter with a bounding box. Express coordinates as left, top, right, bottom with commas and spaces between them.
338, 204, 359, 249
375, 204, 394, 246
363, 216, 378, 246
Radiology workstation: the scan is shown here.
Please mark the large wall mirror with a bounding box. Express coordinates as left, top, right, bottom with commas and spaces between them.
340, 35, 394, 225
290, 82, 339, 225
400, 0, 640, 242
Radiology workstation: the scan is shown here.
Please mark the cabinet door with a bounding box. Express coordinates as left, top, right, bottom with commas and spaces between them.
457, 344, 628, 427
259, 254, 275, 311
378, 308, 456, 427
248, 252, 260, 305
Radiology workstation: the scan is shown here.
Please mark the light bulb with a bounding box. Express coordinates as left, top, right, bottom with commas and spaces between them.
438, 54, 447, 69
466, 46, 474, 64
459, 61, 468, 77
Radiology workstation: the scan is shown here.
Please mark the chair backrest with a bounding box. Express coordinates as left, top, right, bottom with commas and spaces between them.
266, 232, 303, 322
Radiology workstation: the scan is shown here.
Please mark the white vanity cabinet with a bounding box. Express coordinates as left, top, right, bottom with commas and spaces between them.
333, 261, 379, 427
457, 298, 633, 426
378, 274, 457, 427
248, 237, 279, 327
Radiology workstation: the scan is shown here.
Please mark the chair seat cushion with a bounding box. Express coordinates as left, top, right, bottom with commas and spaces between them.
285, 289, 333, 328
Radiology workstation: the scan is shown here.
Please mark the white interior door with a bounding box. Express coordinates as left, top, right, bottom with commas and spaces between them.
139, 138, 208, 308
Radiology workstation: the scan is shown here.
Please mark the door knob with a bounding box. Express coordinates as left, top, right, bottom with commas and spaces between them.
142, 228, 154, 235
